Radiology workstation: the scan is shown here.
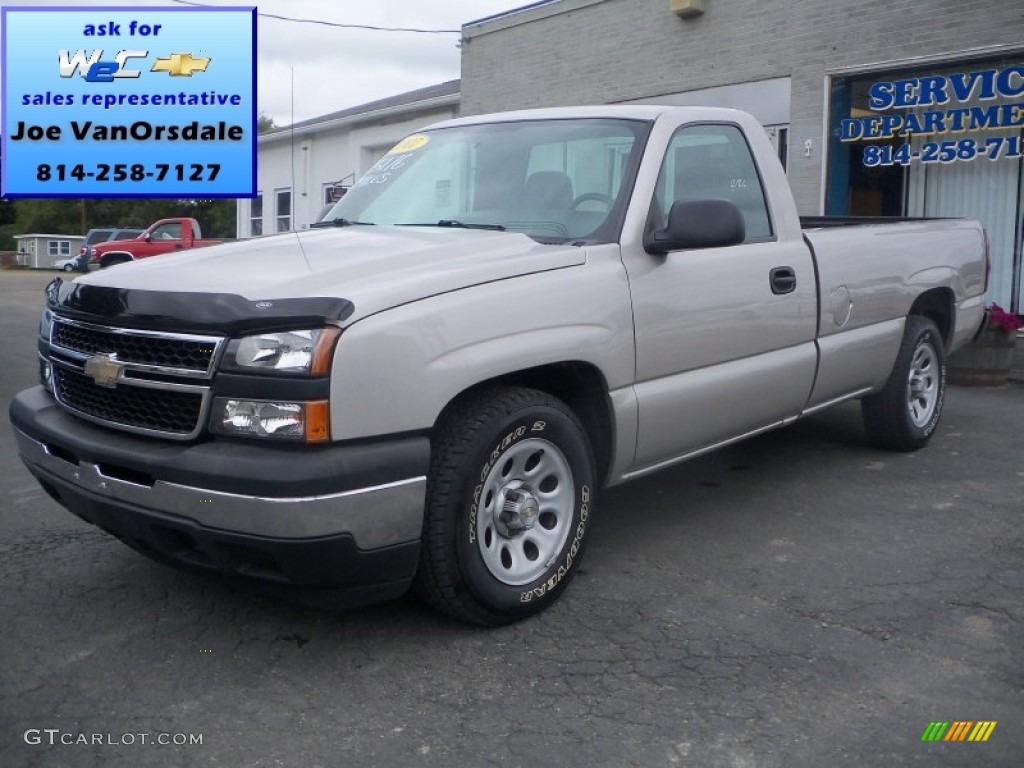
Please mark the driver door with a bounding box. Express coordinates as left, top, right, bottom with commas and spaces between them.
623, 121, 818, 472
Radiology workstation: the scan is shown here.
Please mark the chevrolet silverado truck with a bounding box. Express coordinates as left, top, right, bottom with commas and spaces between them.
10, 106, 988, 625
90, 217, 224, 268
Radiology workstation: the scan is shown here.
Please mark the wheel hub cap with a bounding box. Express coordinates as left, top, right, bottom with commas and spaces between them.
495, 482, 540, 537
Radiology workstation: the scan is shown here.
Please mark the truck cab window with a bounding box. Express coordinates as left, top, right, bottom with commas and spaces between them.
654, 123, 773, 242
150, 222, 182, 240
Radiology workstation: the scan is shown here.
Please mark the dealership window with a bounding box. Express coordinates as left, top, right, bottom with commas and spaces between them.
250, 193, 263, 236
47, 240, 71, 256
765, 126, 789, 170
275, 188, 291, 232
322, 183, 348, 205
826, 57, 1024, 311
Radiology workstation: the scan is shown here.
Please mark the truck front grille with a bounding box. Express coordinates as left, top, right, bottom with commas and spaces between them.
52, 318, 219, 376
46, 317, 222, 440
54, 367, 205, 437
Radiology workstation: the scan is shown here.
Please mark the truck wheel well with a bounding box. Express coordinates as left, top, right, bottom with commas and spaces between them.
909, 288, 954, 348
435, 363, 614, 485
99, 252, 133, 268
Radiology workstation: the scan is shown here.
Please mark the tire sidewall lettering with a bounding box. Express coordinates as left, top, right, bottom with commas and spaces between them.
520, 484, 589, 604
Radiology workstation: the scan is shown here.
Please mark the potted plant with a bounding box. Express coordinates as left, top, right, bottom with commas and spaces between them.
947, 303, 1022, 386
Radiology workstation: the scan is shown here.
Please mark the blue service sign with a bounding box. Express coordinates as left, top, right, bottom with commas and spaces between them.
838, 65, 1024, 167
1, 5, 256, 198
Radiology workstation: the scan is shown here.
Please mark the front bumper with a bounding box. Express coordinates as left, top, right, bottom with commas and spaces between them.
10, 387, 429, 604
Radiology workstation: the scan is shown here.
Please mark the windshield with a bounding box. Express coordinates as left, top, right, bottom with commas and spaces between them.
323, 118, 650, 244
84, 230, 113, 246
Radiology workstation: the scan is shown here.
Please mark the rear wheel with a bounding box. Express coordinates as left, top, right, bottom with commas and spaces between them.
861, 316, 946, 451
415, 386, 596, 625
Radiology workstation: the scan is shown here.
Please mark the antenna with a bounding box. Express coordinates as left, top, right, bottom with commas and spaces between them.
290, 66, 296, 231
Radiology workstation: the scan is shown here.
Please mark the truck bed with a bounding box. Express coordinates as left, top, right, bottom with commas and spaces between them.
800, 215, 942, 229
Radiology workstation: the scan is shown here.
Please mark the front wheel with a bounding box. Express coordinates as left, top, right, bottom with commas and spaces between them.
861, 316, 946, 452
415, 386, 596, 625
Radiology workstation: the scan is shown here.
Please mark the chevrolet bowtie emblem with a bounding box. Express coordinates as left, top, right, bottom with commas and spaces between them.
83, 353, 123, 388
151, 52, 211, 77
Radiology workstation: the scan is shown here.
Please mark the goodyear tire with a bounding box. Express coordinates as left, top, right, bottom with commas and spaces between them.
861, 316, 946, 452
415, 386, 596, 625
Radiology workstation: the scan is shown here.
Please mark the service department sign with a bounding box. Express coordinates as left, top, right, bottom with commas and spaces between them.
840, 65, 1024, 167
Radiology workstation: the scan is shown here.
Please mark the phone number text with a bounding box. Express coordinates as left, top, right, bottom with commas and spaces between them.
35, 163, 221, 182
862, 136, 1024, 166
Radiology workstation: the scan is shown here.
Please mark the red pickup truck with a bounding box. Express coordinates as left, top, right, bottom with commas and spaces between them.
90, 217, 225, 268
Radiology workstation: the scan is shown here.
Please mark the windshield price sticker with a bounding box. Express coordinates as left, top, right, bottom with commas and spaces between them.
1, 6, 256, 198
388, 134, 429, 154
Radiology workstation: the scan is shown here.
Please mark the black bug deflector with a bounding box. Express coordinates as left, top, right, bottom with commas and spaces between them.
47, 277, 354, 335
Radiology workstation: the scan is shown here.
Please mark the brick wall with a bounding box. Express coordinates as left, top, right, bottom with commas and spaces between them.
461, 0, 1024, 213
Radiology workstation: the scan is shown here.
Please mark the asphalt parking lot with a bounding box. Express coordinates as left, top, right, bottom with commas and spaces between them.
0, 267, 1021, 767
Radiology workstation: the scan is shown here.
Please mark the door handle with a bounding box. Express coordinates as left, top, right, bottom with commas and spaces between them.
770, 266, 797, 295
173, 244, 183, 250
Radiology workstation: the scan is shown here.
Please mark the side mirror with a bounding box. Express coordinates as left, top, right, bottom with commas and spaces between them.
143, 233, 152, 242
646, 198, 745, 254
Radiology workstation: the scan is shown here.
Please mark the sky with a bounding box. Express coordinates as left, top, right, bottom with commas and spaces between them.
0, 0, 527, 126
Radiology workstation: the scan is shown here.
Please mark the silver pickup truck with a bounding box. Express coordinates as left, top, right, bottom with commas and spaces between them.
11, 106, 988, 625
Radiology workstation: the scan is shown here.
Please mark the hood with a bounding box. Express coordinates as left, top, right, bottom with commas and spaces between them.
77, 226, 586, 323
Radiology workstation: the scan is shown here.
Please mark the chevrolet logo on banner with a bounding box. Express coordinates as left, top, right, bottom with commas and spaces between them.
83, 353, 124, 388
151, 52, 211, 77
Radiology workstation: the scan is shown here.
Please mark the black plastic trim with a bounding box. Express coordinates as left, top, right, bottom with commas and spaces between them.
28, 469, 419, 600
10, 386, 429, 498
212, 372, 331, 400
46, 278, 354, 335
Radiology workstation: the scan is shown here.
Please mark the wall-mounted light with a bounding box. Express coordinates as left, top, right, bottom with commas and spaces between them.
671, 0, 705, 19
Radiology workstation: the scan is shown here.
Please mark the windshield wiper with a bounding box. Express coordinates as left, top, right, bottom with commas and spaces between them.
309, 218, 375, 228
398, 220, 506, 231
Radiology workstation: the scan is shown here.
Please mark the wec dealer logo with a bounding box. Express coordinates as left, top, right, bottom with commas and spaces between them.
59, 49, 211, 82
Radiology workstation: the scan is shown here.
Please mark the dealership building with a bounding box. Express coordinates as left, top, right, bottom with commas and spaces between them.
250, 0, 1024, 311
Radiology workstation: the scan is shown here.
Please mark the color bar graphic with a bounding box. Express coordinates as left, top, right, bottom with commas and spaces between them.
920, 721, 996, 742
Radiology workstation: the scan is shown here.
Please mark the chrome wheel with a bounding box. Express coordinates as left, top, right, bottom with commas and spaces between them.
475, 437, 574, 586
906, 341, 939, 428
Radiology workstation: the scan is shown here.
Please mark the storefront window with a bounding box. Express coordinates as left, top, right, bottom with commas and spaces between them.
827, 58, 1024, 311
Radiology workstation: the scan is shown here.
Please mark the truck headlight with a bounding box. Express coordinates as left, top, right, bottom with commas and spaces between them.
224, 328, 339, 375
211, 398, 329, 443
